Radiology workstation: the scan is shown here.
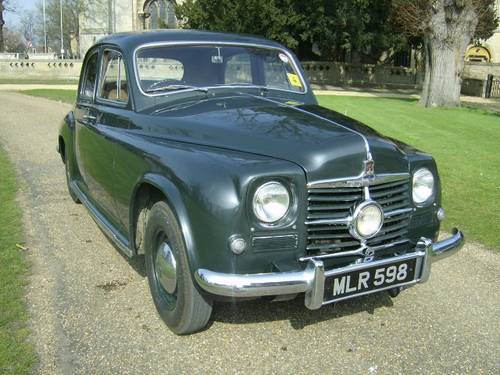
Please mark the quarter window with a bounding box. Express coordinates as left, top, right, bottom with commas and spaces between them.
98, 50, 129, 103
80, 52, 99, 99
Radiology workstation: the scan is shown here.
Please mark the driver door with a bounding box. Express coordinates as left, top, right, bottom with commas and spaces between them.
74, 47, 117, 222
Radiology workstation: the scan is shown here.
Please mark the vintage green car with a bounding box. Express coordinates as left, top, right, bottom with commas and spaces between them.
58, 30, 464, 334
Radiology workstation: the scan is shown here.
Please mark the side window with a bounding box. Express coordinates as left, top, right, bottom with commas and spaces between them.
98, 50, 129, 103
80, 52, 99, 99
224, 53, 252, 84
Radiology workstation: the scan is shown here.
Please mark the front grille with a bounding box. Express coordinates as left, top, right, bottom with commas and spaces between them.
305, 177, 411, 259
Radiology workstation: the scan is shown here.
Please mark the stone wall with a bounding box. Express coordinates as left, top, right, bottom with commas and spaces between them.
0, 60, 82, 81
302, 61, 422, 88
462, 62, 500, 80
1, 57, 499, 96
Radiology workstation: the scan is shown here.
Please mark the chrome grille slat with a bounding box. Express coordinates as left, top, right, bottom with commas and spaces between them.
305, 176, 411, 258
306, 212, 350, 220
370, 179, 408, 190
307, 194, 362, 202
370, 186, 408, 198
307, 203, 354, 211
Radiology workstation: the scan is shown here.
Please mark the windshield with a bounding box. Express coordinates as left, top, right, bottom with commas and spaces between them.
135, 44, 306, 95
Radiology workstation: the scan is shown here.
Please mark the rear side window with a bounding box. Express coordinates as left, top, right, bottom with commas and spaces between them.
80, 52, 99, 99
98, 50, 129, 103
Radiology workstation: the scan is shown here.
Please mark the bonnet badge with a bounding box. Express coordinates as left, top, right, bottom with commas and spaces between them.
363, 158, 375, 177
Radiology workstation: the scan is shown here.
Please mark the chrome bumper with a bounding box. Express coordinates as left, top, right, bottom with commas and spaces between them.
195, 229, 464, 310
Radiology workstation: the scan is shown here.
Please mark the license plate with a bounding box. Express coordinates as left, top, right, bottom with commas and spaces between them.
324, 258, 417, 303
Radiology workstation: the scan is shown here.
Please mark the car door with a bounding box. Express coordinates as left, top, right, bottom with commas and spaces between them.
93, 48, 133, 235
74, 48, 100, 197
74, 47, 119, 224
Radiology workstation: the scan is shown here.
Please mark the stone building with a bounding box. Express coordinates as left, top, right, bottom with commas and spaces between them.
79, 0, 183, 57
465, 0, 500, 63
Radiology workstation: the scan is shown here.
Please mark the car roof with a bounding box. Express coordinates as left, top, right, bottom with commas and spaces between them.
97, 29, 285, 51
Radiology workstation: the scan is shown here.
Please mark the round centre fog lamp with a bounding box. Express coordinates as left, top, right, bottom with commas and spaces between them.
351, 201, 384, 240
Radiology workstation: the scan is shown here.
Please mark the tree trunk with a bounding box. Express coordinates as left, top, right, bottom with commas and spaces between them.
419, 37, 468, 107
419, 0, 478, 108
0, 1, 5, 52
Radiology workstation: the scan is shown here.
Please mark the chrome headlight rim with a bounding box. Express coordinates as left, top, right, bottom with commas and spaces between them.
349, 200, 384, 240
252, 181, 292, 225
412, 167, 435, 207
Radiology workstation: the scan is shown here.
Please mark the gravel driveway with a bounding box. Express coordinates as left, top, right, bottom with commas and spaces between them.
0, 92, 498, 375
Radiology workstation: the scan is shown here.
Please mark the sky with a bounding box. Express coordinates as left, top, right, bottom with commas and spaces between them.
5, 0, 39, 28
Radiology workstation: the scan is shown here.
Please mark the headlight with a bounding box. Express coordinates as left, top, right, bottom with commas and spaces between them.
252, 181, 291, 224
412, 168, 435, 205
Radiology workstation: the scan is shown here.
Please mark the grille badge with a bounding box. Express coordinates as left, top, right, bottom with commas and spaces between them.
363, 158, 375, 177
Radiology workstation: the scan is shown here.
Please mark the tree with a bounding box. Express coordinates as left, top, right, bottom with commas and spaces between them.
19, 11, 35, 47
392, 0, 498, 108
33, 0, 89, 56
3, 27, 26, 53
176, 0, 408, 62
0, 0, 15, 52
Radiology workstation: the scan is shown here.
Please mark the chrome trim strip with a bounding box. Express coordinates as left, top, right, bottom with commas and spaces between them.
195, 229, 463, 310
304, 207, 412, 226
307, 172, 410, 189
71, 181, 133, 258
304, 217, 351, 226
384, 207, 413, 217
298, 239, 409, 262
132, 41, 308, 98
299, 247, 365, 261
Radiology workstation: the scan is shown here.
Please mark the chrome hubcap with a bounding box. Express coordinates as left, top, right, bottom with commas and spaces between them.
155, 242, 177, 294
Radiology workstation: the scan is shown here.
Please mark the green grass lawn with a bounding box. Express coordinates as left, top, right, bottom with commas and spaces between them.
318, 96, 500, 251
0, 147, 35, 374
22, 89, 76, 104
16, 89, 499, 250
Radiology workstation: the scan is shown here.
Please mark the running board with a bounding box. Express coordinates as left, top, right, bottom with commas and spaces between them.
70, 181, 134, 258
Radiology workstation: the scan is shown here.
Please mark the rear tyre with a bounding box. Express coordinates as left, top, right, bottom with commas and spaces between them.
144, 201, 212, 335
65, 160, 80, 204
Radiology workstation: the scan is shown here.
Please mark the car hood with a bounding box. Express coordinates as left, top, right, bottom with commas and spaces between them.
137, 95, 409, 182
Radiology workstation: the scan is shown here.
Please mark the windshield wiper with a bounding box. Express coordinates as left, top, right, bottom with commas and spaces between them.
145, 84, 209, 94
217, 83, 269, 95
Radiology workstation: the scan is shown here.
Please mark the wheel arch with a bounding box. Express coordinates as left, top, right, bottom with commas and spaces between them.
130, 173, 197, 270
58, 111, 76, 164
58, 136, 66, 162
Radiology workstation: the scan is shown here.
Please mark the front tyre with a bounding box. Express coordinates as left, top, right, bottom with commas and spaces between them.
145, 201, 212, 335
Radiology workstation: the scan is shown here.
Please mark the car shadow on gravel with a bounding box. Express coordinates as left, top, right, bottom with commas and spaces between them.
211, 292, 394, 330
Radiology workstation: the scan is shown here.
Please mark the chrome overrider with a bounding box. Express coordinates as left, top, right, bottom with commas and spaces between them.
195, 229, 464, 309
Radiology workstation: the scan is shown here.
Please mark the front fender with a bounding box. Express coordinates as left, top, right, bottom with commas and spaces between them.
125, 138, 307, 275
133, 172, 198, 272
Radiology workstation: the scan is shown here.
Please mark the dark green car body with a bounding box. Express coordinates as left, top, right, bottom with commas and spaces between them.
59, 31, 459, 315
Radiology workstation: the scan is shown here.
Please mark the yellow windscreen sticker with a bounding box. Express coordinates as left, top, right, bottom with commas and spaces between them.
287, 73, 303, 88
